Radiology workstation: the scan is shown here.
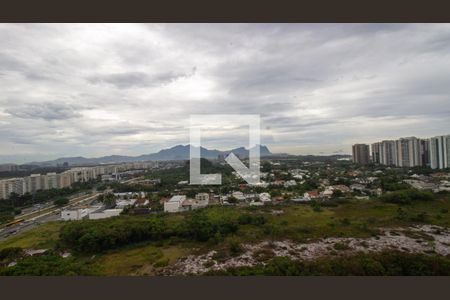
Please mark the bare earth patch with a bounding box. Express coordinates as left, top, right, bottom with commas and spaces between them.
164, 225, 450, 275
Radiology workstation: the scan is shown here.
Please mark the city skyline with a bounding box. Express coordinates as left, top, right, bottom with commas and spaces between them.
1, 24, 450, 163
0, 132, 449, 166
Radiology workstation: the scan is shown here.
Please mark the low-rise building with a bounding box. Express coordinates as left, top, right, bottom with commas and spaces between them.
321, 188, 334, 198
403, 179, 437, 190
164, 195, 186, 213
195, 193, 209, 202
231, 191, 246, 201
284, 180, 297, 188
259, 192, 272, 203
249, 200, 264, 206
116, 199, 137, 209
332, 185, 351, 193
350, 184, 366, 192
101, 174, 118, 182
61, 208, 90, 221
89, 209, 123, 220
292, 195, 311, 202
305, 190, 319, 199
193, 193, 209, 209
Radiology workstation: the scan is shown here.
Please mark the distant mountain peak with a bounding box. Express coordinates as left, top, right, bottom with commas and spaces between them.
27, 144, 273, 167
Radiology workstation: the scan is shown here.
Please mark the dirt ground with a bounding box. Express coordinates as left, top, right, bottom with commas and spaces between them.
165, 225, 450, 275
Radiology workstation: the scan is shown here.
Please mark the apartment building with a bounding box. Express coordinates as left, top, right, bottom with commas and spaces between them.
46, 172, 59, 189
396, 137, 430, 167
420, 139, 431, 167
0, 164, 18, 172
371, 142, 381, 163
370, 135, 448, 169
25, 174, 42, 194
0, 178, 26, 199
430, 135, 450, 169
380, 140, 398, 166
352, 144, 370, 165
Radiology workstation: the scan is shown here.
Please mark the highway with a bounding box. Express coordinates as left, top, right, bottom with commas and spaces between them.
0, 192, 102, 241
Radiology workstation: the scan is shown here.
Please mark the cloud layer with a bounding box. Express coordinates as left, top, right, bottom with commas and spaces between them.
1, 24, 450, 163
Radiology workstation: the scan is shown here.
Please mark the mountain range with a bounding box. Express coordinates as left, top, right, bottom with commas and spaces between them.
27, 145, 274, 167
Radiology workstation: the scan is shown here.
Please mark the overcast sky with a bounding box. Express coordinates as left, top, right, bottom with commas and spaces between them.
1, 24, 450, 163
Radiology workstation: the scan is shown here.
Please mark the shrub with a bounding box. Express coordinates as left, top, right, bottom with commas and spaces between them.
312, 205, 322, 212
59, 208, 240, 254
333, 242, 351, 251
228, 239, 244, 256
206, 251, 450, 276
0, 247, 24, 261
380, 190, 435, 205
53, 197, 69, 206
339, 218, 351, 226
410, 212, 430, 223
0, 254, 93, 276
237, 214, 266, 226
153, 258, 169, 268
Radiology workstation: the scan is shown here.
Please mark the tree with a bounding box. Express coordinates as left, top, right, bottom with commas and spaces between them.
53, 197, 69, 207
100, 193, 116, 208
332, 190, 343, 198
261, 161, 272, 173
227, 196, 238, 204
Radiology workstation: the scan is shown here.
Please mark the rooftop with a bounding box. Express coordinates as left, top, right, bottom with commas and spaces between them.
169, 195, 186, 202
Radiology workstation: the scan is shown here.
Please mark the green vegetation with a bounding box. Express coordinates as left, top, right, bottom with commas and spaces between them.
0, 247, 24, 261
58, 208, 240, 254
53, 197, 69, 206
93, 244, 187, 275
1, 194, 449, 276
0, 222, 64, 249
206, 251, 450, 276
53, 194, 450, 255
380, 189, 435, 204
97, 193, 116, 208
0, 253, 95, 276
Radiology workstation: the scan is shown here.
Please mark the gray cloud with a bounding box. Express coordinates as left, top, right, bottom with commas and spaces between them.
0, 24, 450, 162
5, 102, 82, 121
87, 69, 195, 89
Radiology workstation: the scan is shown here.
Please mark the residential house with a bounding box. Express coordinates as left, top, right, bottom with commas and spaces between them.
164, 195, 186, 213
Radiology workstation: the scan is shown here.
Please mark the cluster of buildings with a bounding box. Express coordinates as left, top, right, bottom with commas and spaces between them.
0, 164, 19, 172
61, 204, 124, 221
61, 191, 150, 221
352, 134, 450, 169
164, 193, 210, 213
163, 191, 283, 212
0, 162, 155, 200
403, 173, 450, 193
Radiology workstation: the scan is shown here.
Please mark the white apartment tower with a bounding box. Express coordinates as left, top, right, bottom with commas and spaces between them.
25, 174, 42, 193
371, 142, 381, 163
0, 178, 26, 199
380, 140, 398, 166
46, 172, 59, 189
396, 137, 422, 167
430, 135, 450, 169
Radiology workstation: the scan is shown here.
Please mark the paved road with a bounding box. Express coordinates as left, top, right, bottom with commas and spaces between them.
14, 192, 91, 221
0, 192, 101, 241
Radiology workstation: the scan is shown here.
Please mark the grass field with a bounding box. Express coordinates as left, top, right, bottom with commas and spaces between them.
222, 195, 450, 244
0, 222, 63, 249
1, 194, 449, 275
92, 243, 189, 275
